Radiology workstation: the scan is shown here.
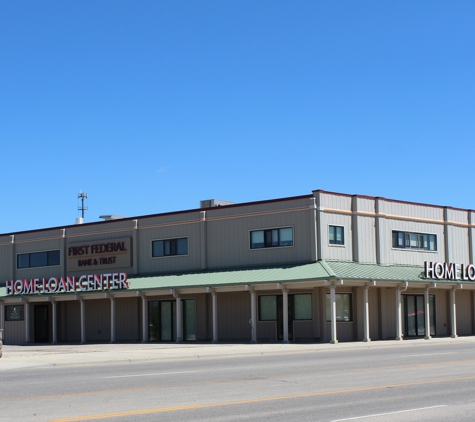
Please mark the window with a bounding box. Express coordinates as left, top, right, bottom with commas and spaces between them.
329, 226, 344, 245
258, 294, 312, 321
392, 231, 437, 251
17, 250, 60, 269
326, 293, 352, 322
250, 227, 293, 249
152, 237, 188, 257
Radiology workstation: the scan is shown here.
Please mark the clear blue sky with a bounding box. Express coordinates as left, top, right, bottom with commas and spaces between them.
1, 1, 474, 233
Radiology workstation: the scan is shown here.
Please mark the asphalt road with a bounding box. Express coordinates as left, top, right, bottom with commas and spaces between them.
2, 341, 475, 421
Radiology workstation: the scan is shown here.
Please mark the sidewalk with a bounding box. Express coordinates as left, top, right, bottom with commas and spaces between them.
1, 336, 475, 371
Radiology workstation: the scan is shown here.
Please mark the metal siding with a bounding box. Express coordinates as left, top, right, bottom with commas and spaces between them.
379, 218, 445, 265
85, 299, 111, 341
380, 288, 396, 340
138, 222, 202, 274
206, 210, 311, 269
321, 193, 352, 211
320, 213, 353, 261
357, 216, 377, 263
3, 319, 25, 344
380, 200, 444, 222
456, 290, 472, 336
447, 209, 468, 225
115, 297, 140, 341
206, 198, 310, 219
0, 243, 13, 285
436, 292, 448, 336
448, 225, 470, 263
356, 197, 375, 213
217, 291, 251, 341
257, 321, 277, 341
293, 320, 313, 341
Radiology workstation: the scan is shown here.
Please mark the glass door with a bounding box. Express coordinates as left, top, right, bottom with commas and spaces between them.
402, 294, 436, 337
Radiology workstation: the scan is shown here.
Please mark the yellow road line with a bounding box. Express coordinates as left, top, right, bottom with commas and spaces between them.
53, 374, 475, 421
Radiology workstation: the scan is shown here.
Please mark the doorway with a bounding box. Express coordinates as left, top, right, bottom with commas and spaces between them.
34, 305, 49, 343
402, 294, 436, 337
148, 299, 196, 342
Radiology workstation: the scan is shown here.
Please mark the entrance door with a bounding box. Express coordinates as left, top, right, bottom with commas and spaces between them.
148, 300, 195, 342
402, 294, 436, 337
34, 305, 49, 343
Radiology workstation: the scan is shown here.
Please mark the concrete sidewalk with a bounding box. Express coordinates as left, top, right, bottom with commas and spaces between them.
1, 336, 475, 372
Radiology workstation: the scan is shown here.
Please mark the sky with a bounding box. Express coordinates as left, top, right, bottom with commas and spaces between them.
1, 1, 474, 234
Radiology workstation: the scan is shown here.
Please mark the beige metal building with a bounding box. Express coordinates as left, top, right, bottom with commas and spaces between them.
1, 189, 474, 345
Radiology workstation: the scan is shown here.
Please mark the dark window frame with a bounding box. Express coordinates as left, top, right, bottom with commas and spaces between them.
250, 227, 293, 249
392, 230, 437, 251
152, 237, 189, 258
16, 250, 60, 269
329, 225, 345, 245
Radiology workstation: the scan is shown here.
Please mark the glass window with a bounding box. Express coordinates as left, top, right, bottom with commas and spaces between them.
259, 295, 277, 321
329, 226, 344, 245
16, 250, 60, 269
293, 294, 312, 320
152, 238, 188, 257
392, 231, 437, 251
326, 293, 352, 322
250, 228, 293, 249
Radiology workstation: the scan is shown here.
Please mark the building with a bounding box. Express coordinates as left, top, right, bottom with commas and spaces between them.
0, 189, 474, 345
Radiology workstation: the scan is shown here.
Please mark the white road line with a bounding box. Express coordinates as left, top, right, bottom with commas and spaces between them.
400, 352, 454, 357
331, 405, 447, 421
105, 370, 201, 379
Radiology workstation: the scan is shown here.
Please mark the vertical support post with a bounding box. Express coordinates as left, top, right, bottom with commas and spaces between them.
0, 301, 4, 333
142, 295, 148, 343
330, 285, 338, 344
176, 294, 182, 343
25, 301, 30, 344
363, 286, 370, 342
110, 297, 116, 343
212, 291, 218, 343
52, 300, 57, 344
395, 287, 403, 340
424, 287, 431, 340
250, 289, 257, 343
282, 288, 289, 343
451, 288, 458, 338
80, 299, 86, 344
472, 291, 475, 335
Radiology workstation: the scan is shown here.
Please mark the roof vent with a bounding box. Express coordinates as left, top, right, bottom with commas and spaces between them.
99, 214, 127, 221
200, 199, 235, 208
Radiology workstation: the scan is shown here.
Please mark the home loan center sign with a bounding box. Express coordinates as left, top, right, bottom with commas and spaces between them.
425, 261, 475, 281
6, 273, 129, 295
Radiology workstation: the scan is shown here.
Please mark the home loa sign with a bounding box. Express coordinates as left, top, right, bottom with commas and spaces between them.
5, 273, 129, 296
424, 261, 475, 281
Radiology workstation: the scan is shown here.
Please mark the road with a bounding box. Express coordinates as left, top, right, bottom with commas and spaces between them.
1, 341, 475, 421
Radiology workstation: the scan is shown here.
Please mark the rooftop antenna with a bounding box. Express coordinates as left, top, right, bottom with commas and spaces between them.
78, 191, 88, 219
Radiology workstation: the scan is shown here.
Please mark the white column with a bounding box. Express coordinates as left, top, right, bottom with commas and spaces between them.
472, 291, 475, 335
282, 289, 289, 343
142, 295, 148, 343
363, 286, 370, 342
424, 287, 431, 340
0, 301, 4, 332
80, 299, 86, 344
52, 301, 57, 344
451, 288, 458, 338
110, 297, 116, 343
212, 291, 218, 343
25, 301, 30, 344
176, 295, 182, 343
330, 285, 338, 344
395, 287, 403, 340
250, 290, 257, 343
